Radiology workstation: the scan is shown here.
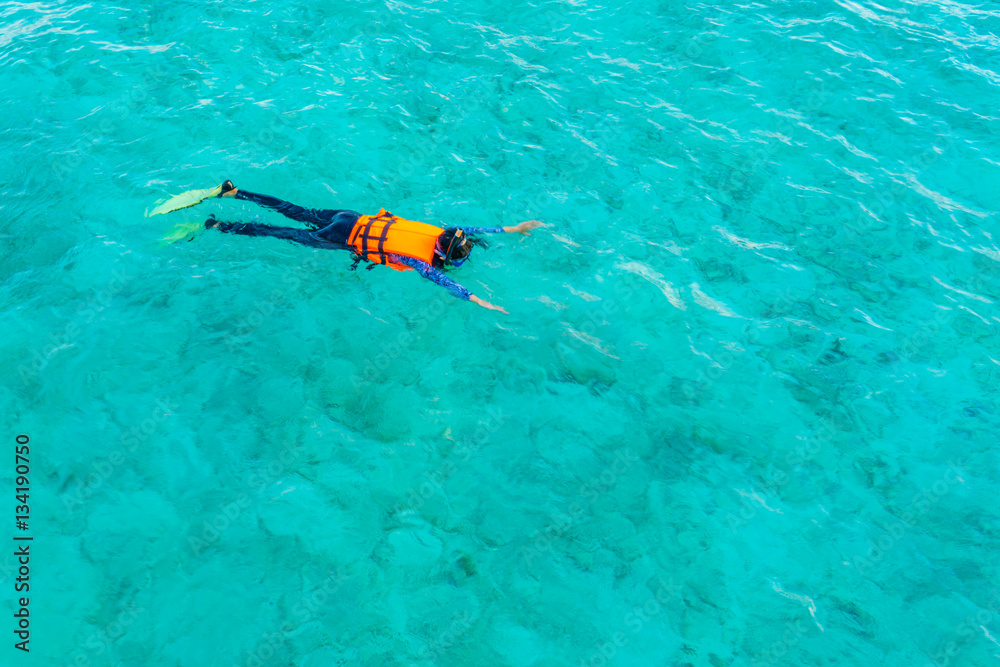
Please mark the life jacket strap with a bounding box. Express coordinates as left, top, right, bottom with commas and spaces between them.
358, 214, 379, 261
374, 218, 395, 265
350, 211, 398, 267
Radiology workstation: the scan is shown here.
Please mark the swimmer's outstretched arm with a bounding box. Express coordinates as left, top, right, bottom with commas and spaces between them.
502, 220, 543, 235
469, 295, 507, 313
458, 220, 543, 236
389, 254, 508, 314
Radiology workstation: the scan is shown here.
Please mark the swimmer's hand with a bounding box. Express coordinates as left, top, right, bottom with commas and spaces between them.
504, 220, 543, 235
470, 295, 508, 314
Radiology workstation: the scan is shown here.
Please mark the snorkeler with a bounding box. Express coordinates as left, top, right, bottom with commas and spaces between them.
204, 181, 543, 313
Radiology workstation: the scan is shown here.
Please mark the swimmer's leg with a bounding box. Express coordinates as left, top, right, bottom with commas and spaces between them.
206, 216, 323, 246
221, 183, 352, 230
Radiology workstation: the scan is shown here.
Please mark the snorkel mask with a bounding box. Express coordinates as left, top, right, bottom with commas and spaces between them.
435, 229, 470, 267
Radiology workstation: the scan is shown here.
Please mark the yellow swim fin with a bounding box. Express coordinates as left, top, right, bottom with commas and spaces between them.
146, 184, 223, 217
160, 220, 206, 244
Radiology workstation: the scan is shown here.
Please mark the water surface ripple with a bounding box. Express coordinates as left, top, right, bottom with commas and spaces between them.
2, 0, 999, 664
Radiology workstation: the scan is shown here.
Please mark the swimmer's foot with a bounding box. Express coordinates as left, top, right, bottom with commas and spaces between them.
218, 180, 237, 198
205, 214, 221, 229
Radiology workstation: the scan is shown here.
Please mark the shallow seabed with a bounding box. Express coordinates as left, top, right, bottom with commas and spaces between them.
2, 0, 1000, 665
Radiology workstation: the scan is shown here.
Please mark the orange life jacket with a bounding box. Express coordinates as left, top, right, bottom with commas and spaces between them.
347, 209, 442, 271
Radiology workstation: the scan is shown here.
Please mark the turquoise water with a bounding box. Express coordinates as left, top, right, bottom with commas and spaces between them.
3, 0, 1000, 664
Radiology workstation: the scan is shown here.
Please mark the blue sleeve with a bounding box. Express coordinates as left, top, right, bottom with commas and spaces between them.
457, 226, 505, 234
390, 254, 472, 301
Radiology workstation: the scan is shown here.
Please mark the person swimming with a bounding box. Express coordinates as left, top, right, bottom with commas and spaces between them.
203, 181, 543, 313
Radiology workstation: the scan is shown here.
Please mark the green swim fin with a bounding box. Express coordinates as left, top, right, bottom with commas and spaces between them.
160, 220, 206, 244
147, 184, 223, 217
